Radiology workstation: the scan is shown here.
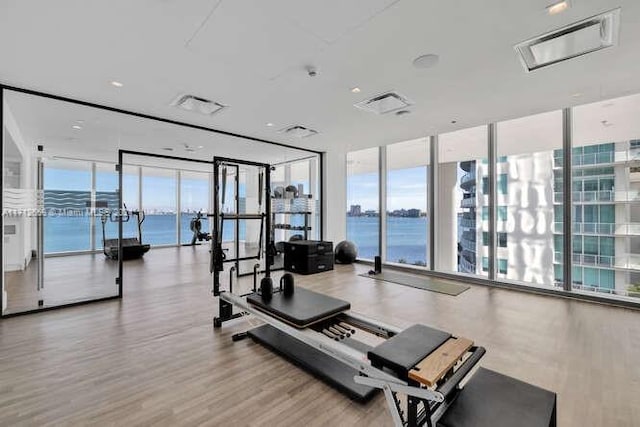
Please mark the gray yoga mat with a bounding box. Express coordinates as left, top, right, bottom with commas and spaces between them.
359, 270, 469, 296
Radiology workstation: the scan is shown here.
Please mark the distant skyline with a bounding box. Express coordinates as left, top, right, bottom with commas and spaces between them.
347, 166, 427, 211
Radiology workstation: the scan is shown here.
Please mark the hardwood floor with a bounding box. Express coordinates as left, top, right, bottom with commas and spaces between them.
1, 246, 639, 426
4, 254, 120, 314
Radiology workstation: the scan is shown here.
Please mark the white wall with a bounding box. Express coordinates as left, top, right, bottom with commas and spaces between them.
3, 99, 36, 311
323, 148, 347, 244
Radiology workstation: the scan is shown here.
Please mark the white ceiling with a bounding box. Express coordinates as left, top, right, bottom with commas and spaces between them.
3, 90, 315, 167
1, 0, 640, 154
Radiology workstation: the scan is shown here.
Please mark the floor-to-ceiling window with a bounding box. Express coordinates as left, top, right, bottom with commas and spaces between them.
386, 138, 428, 266
346, 147, 379, 260
497, 110, 562, 288
436, 126, 488, 277
141, 167, 177, 246
342, 93, 640, 305
43, 159, 92, 253
179, 171, 210, 245
573, 92, 640, 298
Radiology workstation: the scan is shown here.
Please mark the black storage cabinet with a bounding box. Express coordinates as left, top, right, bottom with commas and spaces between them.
284, 240, 334, 275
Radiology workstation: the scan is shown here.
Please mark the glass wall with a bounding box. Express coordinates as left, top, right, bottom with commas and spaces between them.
386, 138, 429, 266
436, 126, 488, 277
2, 88, 322, 316
43, 159, 92, 253
573, 92, 640, 298
180, 171, 210, 245
346, 148, 379, 260
95, 162, 140, 250
141, 167, 177, 245
496, 110, 563, 288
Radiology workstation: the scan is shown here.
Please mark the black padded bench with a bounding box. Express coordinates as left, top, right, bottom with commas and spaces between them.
438, 367, 557, 427
246, 287, 350, 328
368, 324, 452, 379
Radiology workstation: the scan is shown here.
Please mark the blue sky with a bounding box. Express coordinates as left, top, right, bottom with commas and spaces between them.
348, 166, 428, 212
45, 168, 209, 211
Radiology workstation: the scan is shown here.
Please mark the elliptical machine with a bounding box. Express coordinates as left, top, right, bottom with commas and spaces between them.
189, 210, 211, 245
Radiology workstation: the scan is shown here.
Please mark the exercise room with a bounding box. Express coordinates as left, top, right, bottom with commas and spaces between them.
1, 1, 640, 426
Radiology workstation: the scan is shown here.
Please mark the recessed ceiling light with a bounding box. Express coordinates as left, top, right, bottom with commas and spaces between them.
547, 1, 570, 15
572, 92, 582, 97
412, 54, 440, 69
110, 81, 124, 88
351, 87, 361, 93
183, 143, 205, 152
72, 125, 82, 130
266, 122, 274, 127
451, 120, 457, 124
162, 147, 174, 151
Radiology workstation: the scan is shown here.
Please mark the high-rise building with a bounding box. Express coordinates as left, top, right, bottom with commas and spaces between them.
455, 140, 640, 296
553, 141, 640, 295
458, 160, 477, 273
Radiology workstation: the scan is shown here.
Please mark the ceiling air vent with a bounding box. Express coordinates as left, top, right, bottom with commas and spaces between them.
354, 91, 413, 115
515, 8, 621, 72
172, 94, 227, 116
280, 125, 318, 138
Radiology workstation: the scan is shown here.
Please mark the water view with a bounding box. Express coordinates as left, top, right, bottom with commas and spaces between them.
347, 216, 428, 265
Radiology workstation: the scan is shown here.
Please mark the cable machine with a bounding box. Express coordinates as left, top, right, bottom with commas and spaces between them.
211, 156, 275, 327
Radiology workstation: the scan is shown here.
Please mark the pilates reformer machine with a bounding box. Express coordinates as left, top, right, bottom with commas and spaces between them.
211, 157, 557, 427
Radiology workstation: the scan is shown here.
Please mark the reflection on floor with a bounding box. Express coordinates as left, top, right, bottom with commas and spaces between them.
4, 254, 119, 314
3, 244, 282, 315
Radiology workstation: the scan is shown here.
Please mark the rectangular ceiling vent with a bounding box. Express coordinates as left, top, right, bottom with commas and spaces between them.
280, 125, 318, 138
354, 91, 413, 115
172, 94, 227, 116
515, 8, 621, 72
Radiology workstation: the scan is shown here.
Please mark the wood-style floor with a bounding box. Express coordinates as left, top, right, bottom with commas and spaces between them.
4, 254, 120, 314
1, 246, 639, 426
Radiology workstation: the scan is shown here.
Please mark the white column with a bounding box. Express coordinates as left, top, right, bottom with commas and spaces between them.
437, 162, 458, 271
324, 149, 347, 244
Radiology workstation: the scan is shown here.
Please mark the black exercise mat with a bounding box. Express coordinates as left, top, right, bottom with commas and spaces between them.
359, 270, 469, 296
